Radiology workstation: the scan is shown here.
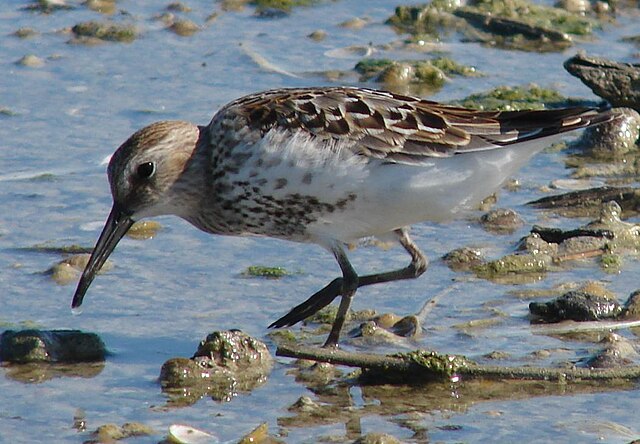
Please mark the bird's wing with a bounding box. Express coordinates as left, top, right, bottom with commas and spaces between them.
217, 87, 611, 165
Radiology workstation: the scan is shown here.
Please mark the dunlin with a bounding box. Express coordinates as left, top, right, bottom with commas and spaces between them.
71, 87, 612, 347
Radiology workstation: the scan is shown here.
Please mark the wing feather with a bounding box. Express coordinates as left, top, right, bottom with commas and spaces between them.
212, 87, 612, 165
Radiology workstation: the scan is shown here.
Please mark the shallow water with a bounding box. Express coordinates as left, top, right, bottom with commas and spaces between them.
2, 0, 640, 442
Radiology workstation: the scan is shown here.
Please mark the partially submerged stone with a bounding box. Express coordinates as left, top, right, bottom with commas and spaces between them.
238, 423, 281, 444
354, 433, 402, 444
252, 0, 318, 13
528, 186, 640, 219
159, 330, 272, 403
388, 0, 598, 51
475, 201, 640, 277
13, 28, 39, 38
386, 2, 461, 38
294, 360, 343, 386
339, 17, 369, 29
480, 208, 524, 234
0, 329, 106, 363
443, 247, 484, 271
585, 333, 639, 368
92, 422, 155, 442
16, 54, 44, 68
168, 19, 200, 37
529, 290, 623, 322
354, 57, 477, 95
84, 0, 117, 14
166, 1, 192, 12
620, 290, 640, 321
454, 0, 597, 51
307, 29, 326, 41
584, 201, 640, 250
48, 253, 112, 285
473, 252, 552, 278
126, 220, 161, 239
71, 20, 138, 43
23, 0, 74, 13
356, 314, 421, 341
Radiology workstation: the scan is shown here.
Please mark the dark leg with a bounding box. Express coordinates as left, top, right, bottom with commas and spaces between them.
323, 245, 358, 347
269, 228, 429, 342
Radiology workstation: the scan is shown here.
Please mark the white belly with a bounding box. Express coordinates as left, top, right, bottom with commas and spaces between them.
231, 129, 559, 244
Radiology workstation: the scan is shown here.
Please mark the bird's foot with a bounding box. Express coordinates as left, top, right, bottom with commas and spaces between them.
268, 277, 343, 328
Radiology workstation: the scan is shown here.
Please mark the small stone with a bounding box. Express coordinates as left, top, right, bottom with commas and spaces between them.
166, 1, 191, 12
593, 1, 609, 13
620, 290, 640, 320
84, 0, 117, 14
126, 220, 161, 239
168, 19, 200, 36
13, 28, 39, 38
71, 21, 138, 43
307, 29, 326, 41
443, 247, 484, 271
354, 433, 402, 444
339, 17, 368, 29
288, 395, 320, 412
49, 254, 112, 285
586, 333, 638, 368
238, 423, 271, 444
16, 54, 44, 67
556, 0, 589, 14
480, 208, 524, 234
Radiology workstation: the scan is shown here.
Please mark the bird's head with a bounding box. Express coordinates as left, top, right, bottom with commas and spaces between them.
71, 120, 200, 309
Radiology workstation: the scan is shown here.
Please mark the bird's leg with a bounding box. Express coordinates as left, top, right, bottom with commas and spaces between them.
323, 244, 358, 348
269, 228, 428, 336
358, 228, 428, 286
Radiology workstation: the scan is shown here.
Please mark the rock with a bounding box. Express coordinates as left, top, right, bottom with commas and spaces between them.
564, 53, 640, 111
71, 20, 138, 43
443, 247, 484, 271
16, 54, 44, 67
0, 329, 106, 363
581, 107, 640, 157
159, 330, 272, 403
480, 208, 524, 234
529, 290, 622, 322
585, 333, 638, 368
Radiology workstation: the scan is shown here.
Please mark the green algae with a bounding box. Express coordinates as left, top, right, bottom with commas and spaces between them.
387, 2, 459, 37
394, 350, 471, 378
462, 0, 595, 36
71, 21, 138, 43
473, 253, 552, 278
454, 85, 567, 110
252, 0, 318, 12
388, 0, 599, 51
431, 56, 478, 76
243, 265, 291, 278
355, 57, 477, 93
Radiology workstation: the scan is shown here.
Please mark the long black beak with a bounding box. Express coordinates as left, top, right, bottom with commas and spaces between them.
71, 205, 135, 309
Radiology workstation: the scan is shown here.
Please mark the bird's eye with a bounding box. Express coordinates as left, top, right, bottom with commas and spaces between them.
136, 162, 155, 179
